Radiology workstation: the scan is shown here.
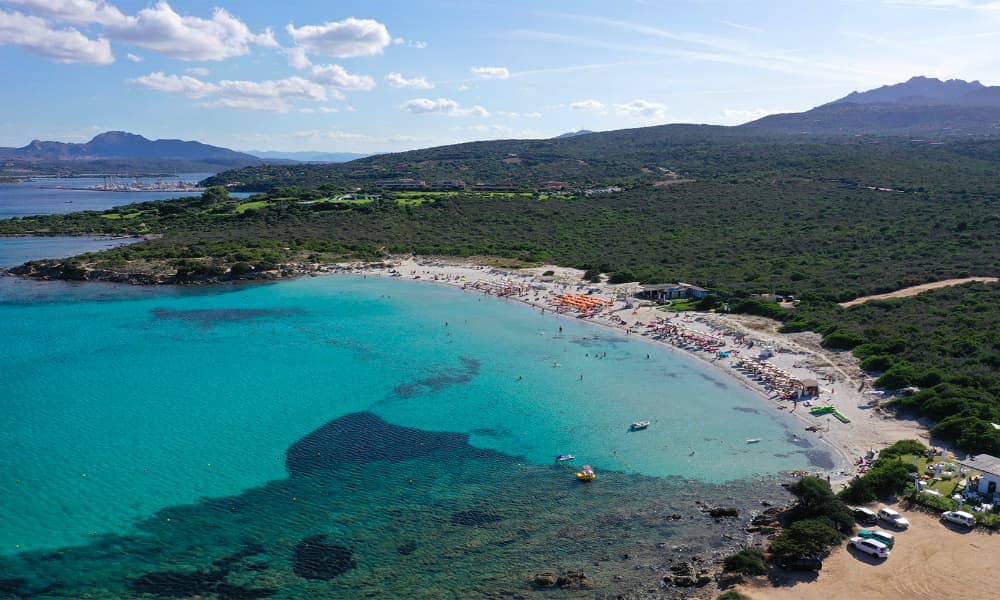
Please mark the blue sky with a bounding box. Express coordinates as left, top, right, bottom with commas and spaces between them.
2, 0, 1000, 152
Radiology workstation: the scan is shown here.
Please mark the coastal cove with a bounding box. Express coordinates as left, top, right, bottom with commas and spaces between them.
0, 274, 829, 555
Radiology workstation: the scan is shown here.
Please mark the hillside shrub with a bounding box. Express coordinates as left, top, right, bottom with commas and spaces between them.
788, 476, 854, 532
822, 331, 865, 349
840, 460, 917, 504
879, 439, 927, 459
860, 355, 893, 371
723, 548, 767, 576
769, 519, 841, 560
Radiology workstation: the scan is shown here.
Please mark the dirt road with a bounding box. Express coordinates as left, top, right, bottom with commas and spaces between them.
839, 277, 998, 308
738, 505, 999, 600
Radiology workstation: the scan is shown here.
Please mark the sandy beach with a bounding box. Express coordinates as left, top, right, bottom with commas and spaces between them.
317, 256, 932, 483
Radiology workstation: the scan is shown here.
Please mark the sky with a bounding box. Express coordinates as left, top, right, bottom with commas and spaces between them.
2, 0, 1000, 153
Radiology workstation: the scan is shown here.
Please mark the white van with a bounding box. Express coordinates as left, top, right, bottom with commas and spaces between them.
941, 510, 976, 528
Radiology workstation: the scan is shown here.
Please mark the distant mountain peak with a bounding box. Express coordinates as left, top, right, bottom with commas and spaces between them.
554, 130, 594, 139
830, 76, 987, 107
0, 130, 265, 166
88, 131, 149, 144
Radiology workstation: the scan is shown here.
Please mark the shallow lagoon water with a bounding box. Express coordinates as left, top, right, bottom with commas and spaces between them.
0, 270, 828, 597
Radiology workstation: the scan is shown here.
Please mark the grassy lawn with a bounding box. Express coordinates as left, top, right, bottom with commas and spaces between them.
234, 200, 269, 214
663, 298, 701, 311
896, 454, 979, 495
99, 211, 143, 220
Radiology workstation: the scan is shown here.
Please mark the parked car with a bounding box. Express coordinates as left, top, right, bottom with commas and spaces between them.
941, 510, 976, 528
852, 507, 877, 525
849, 536, 890, 559
858, 528, 895, 548
778, 556, 823, 571
877, 507, 910, 529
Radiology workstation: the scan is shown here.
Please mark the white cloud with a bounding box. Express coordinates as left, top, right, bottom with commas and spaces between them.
457, 84, 470, 91
285, 45, 311, 69
720, 108, 786, 123
200, 97, 288, 112
403, 97, 489, 117
286, 17, 390, 58
0, 9, 113, 63
131, 71, 217, 97
409, 40, 426, 49
614, 99, 666, 120
126, 51, 142, 62
216, 76, 328, 101
299, 106, 336, 114
499, 111, 543, 119
569, 99, 606, 113
4, 0, 126, 26
185, 66, 209, 76
471, 66, 510, 79
11, 0, 277, 61
104, 1, 276, 61
309, 63, 375, 91
132, 71, 335, 112
385, 72, 432, 89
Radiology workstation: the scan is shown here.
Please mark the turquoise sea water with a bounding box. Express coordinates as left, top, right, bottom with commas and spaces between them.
0, 264, 831, 597
0, 236, 136, 268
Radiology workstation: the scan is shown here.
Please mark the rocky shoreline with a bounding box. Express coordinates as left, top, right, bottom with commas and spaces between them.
2, 258, 332, 285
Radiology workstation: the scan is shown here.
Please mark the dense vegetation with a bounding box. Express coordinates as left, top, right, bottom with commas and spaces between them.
2, 128, 998, 452
788, 285, 1000, 455
769, 477, 853, 562
202, 124, 1000, 196
839, 440, 925, 503
722, 549, 767, 576
2, 178, 995, 302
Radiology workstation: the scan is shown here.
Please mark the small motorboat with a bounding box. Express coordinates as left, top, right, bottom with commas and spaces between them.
746, 438, 762, 444
556, 454, 576, 462
576, 465, 596, 482
630, 421, 651, 431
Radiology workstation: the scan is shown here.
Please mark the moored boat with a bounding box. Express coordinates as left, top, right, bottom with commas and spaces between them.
630, 421, 650, 431
576, 465, 596, 482
556, 454, 575, 462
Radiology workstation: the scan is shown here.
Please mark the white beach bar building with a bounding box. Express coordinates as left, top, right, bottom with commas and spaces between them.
956, 454, 1000, 498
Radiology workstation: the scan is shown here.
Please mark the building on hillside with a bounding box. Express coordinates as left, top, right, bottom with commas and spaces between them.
429, 180, 466, 190
376, 178, 429, 190
956, 454, 1000, 498
539, 181, 571, 191
634, 283, 710, 302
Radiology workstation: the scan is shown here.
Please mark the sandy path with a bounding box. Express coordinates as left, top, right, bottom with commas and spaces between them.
839, 277, 997, 308
737, 505, 1000, 600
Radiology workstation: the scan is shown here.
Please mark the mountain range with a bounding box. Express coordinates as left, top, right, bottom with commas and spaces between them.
0, 131, 266, 175
745, 76, 1000, 135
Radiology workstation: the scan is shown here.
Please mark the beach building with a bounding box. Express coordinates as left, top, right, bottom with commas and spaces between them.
956, 454, 1000, 498
799, 378, 821, 397
635, 283, 710, 302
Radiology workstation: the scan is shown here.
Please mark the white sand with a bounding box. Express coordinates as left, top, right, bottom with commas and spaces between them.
316, 257, 933, 483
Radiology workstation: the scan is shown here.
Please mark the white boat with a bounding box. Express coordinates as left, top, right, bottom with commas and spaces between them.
555, 454, 575, 462
746, 438, 762, 444
630, 421, 651, 431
